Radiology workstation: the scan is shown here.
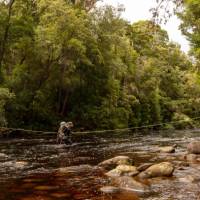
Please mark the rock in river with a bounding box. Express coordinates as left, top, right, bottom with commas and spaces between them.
106, 165, 139, 177
159, 146, 175, 153
185, 154, 198, 162
187, 141, 200, 154
113, 176, 150, 194
99, 156, 133, 170
179, 175, 200, 183
139, 162, 174, 178
57, 165, 94, 173
0, 153, 8, 158
137, 163, 153, 172
100, 186, 120, 194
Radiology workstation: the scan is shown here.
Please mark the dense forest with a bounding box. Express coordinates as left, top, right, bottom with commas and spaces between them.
0, 0, 200, 131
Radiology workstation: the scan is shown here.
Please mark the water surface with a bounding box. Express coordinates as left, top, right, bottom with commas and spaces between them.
0, 130, 200, 200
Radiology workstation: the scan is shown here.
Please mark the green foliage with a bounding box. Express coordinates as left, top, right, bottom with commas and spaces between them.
0, 88, 14, 126
0, 0, 199, 131
179, 0, 200, 59
172, 112, 194, 129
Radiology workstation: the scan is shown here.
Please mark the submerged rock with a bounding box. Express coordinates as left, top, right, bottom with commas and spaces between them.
0, 153, 8, 157
139, 162, 174, 178
106, 165, 139, 177
179, 175, 200, 183
100, 186, 120, 194
185, 154, 198, 162
51, 193, 70, 198
187, 141, 200, 154
176, 161, 189, 170
113, 176, 150, 194
159, 146, 175, 153
34, 185, 58, 190
99, 156, 133, 170
15, 161, 28, 168
57, 165, 93, 173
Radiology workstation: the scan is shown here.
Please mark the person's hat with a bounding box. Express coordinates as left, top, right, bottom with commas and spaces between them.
60, 121, 66, 126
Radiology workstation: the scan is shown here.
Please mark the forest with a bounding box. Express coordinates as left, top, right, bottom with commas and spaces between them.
0, 0, 200, 131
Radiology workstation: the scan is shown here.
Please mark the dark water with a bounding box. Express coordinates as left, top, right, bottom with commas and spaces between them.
0, 130, 200, 200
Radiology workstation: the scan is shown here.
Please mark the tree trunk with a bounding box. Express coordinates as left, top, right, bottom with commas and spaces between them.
0, 0, 15, 80
58, 64, 66, 114
61, 91, 70, 116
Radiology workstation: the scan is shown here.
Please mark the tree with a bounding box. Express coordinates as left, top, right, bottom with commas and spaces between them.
178, 0, 200, 60
0, 88, 14, 126
0, 0, 198, 130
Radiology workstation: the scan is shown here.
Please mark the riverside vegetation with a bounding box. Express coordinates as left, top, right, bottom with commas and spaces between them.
0, 0, 200, 131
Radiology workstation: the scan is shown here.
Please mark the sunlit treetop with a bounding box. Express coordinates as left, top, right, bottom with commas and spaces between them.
70, 0, 100, 11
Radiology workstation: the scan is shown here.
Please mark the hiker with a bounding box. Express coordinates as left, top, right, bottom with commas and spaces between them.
57, 121, 74, 144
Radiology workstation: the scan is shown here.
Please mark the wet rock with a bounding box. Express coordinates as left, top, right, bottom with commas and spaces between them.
51, 193, 70, 198
15, 161, 28, 168
99, 156, 133, 170
165, 155, 177, 161
186, 154, 198, 162
57, 165, 93, 173
177, 167, 185, 170
176, 161, 189, 170
2, 161, 28, 168
23, 178, 44, 183
0, 153, 8, 157
159, 146, 175, 153
179, 175, 200, 183
72, 156, 91, 163
113, 176, 150, 194
20, 196, 52, 200
34, 185, 58, 190
137, 163, 153, 172
106, 165, 139, 177
106, 168, 122, 177
139, 162, 174, 178
100, 186, 120, 194
116, 165, 139, 176
187, 141, 200, 154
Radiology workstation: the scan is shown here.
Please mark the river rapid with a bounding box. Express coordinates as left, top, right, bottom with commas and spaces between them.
0, 129, 200, 200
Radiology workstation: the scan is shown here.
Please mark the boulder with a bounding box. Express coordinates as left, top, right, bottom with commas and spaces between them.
137, 163, 153, 172
139, 162, 174, 178
99, 156, 133, 170
113, 176, 150, 194
106, 165, 139, 177
159, 146, 175, 153
187, 141, 200, 154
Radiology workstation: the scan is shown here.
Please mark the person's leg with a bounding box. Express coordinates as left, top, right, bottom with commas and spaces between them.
56, 134, 59, 144
68, 136, 72, 144
63, 136, 72, 145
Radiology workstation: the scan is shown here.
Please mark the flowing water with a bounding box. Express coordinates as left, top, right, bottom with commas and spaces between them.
0, 130, 200, 200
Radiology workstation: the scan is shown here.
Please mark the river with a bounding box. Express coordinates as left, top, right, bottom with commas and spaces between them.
0, 129, 200, 200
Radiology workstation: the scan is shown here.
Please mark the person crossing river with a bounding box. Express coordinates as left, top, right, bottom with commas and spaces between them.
57, 121, 74, 144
